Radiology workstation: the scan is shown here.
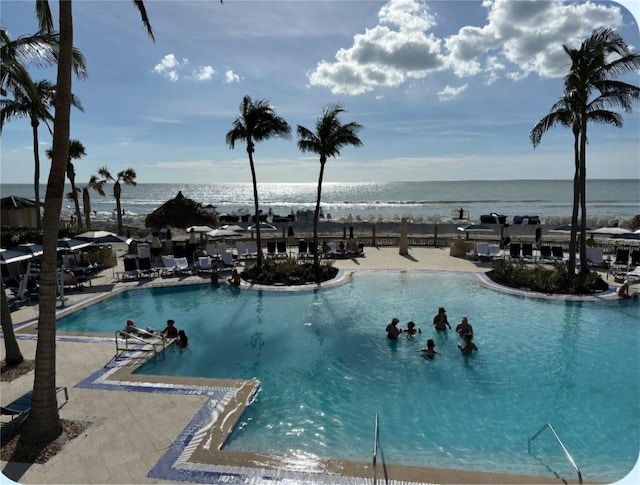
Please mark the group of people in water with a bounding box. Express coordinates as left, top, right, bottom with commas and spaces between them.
385, 307, 478, 358
122, 318, 188, 348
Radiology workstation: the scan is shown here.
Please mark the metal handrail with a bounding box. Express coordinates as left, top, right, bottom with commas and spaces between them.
115, 330, 166, 361
528, 422, 582, 484
372, 412, 379, 485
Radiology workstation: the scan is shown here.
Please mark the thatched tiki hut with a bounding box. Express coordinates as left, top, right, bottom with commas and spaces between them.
1, 196, 39, 228
144, 191, 217, 229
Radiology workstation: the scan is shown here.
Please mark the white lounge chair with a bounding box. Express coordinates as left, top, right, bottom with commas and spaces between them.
220, 250, 235, 268
197, 256, 214, 273
174, 257, 191, 275
161, 255, 177, 277
245, 241, 258, 258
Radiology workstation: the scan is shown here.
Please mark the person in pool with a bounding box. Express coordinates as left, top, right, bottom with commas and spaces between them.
176, 329, 188, 348
420, 339, 438, 359
618, 281, 632, 299
455, 316, 473, 338
458, 333, 478, 356
161, 319, 179, 338
228, 269, 241, 287
385, 318, 401, 340
433, 307, 451, 331
404, 321, 421, 339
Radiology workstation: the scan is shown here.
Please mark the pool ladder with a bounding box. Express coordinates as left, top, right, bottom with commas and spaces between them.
528, 422, 583, 484
114, 330, 167, 365
372, 412, 379, 484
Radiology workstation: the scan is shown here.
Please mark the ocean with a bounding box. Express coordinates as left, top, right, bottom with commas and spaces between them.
1, 180, 638, 227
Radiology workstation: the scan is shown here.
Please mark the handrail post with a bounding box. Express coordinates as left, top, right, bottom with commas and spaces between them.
372, 412, 379, 485
529, 422, 583, 484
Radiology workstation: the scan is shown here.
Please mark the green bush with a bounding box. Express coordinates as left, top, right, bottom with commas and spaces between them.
489, 259, 608, 295
242, 257, 338, 285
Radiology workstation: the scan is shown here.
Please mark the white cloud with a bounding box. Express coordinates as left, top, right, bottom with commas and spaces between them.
224, 70, 241, 84
193, 66, 215, 81
437, 83, 468, 101
309, 0, 624, 96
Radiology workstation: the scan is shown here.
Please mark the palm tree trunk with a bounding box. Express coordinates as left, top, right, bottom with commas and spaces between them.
248, 150, 262, 270
82, 187, 91, 228
20, 0, 71, 445
568, 130, 580, 280
31, 119, 42, 231
114, 182, 123, 235
1, 279, 24, 366
579, 121, 589, 273
313, 159, 326, 283
69, 168, 82, 228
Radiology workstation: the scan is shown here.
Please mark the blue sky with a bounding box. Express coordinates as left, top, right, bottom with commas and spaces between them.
1, 0, 639, 184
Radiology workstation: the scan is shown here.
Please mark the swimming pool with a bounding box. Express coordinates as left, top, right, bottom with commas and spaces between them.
58, 272, 639, 481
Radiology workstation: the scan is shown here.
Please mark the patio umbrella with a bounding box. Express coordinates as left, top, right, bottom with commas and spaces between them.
457, 224, 495, 233
610, 232, 640, 241
186, 225, 214, 234
247, 222, 277, 231
206, 228, 244, 239
75, 230, 131, 245
0, 248, 33, 264
589, 227, 630, 236
12, 243, 44, 257
57, 237, 93, 252
549, 224, 590, 233
221, 224, 245, 232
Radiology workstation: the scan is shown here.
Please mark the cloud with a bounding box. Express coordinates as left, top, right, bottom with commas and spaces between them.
308, 0, 624, 95
224, 70, 241, 84
437, 84, 468, 101
152, 54, 218, 82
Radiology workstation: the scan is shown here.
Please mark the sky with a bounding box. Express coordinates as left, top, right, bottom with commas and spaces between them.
1, 0, 639, 184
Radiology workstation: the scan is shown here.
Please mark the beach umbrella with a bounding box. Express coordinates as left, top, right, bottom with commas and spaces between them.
457, 224, 495, 233
186, 225, 214, 234
206, 228, 244, 239
610, 232, 640, 241
221, 224, 245, 232
589, 227, 630, 236
12, 243, 44, 257
549, 224, 590, 233
57, 237, 93, 252
0, 248, 33, 264
76, 230, 131, 245
247, 222, 277, 231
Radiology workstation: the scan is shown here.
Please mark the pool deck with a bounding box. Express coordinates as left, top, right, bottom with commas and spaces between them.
2, 247, 630, 485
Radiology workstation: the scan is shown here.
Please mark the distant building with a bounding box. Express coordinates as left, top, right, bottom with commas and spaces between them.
1, 196, 39, 228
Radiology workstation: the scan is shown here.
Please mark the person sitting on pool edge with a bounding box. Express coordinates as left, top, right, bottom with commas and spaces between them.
458, 333, 478, 356
161, 319, 179, 338
618, 280, 634, 299
420, 339, 438, 359
433, 307, 451, 331
176, 329, 188, 348
386, 318, 401, 340
404, 321, 421, 339
228, 269, 241, 287
455, 315, 473, 338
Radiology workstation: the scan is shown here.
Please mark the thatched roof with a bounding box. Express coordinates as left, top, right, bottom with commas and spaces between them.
1, 196, 36, 209
144, 191, 217, 229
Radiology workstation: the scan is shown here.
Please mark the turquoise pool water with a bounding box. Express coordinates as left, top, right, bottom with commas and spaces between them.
58, 272, 639, 481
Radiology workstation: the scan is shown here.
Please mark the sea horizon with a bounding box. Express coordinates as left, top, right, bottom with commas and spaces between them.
2, 179, 638, 227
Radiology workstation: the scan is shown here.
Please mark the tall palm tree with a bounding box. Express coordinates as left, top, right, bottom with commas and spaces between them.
82, 175, 106, 228
21, 0, 153, 446
47, 139, 87, 228
530, 93, 582, 280
0, 279, 24, 367
563, 27, 640, 273
98, 167, 137, 235
297, 104, 363, 283
225, 95, 291, 271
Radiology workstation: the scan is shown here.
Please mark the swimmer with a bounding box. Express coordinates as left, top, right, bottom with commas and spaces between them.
385, 318, 401, 340
458, 333, 478, 356
419, 339, 438, 359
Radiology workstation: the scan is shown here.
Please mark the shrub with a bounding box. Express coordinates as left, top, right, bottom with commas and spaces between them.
242, 257, 338, 285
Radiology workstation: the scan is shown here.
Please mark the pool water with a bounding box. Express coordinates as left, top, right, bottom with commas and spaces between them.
58, 272, 640, 481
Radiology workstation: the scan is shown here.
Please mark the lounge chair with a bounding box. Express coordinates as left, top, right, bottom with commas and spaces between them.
521, 243, 534, 260
585, 247, 607, 268
137, 257, 157, 278
266, 241, 277, 258
8, 273, 31, 309
551, 246, 564, 261
298, 240, 308, 258
220, 250, 235, 268
235, 241, 248, 259
174, 257, 191, 275
245, 241, 258, 259
197, 256, 214, 273
475, 242, 490, 259
540, 245, 553, 262
161, 255, 177, 277
276, 241, 288, 258
117, 256, 140, 281
206, 242, 219, 259
509, 243, 522, 259
630, 249, 640, 269
1, 386, 68, 429
613, 248, 630, 273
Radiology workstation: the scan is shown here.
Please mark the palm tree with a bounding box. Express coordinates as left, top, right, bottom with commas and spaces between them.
563, 27, 640, 272
297, 104, 363, 283
0, 279, 24, 367
98, 167, 137, 235
82, 175, 106, 228
21, 0, 153, 446
47, 139, 87, 228
530, 93, 582, 280
225, 95, 291, 271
